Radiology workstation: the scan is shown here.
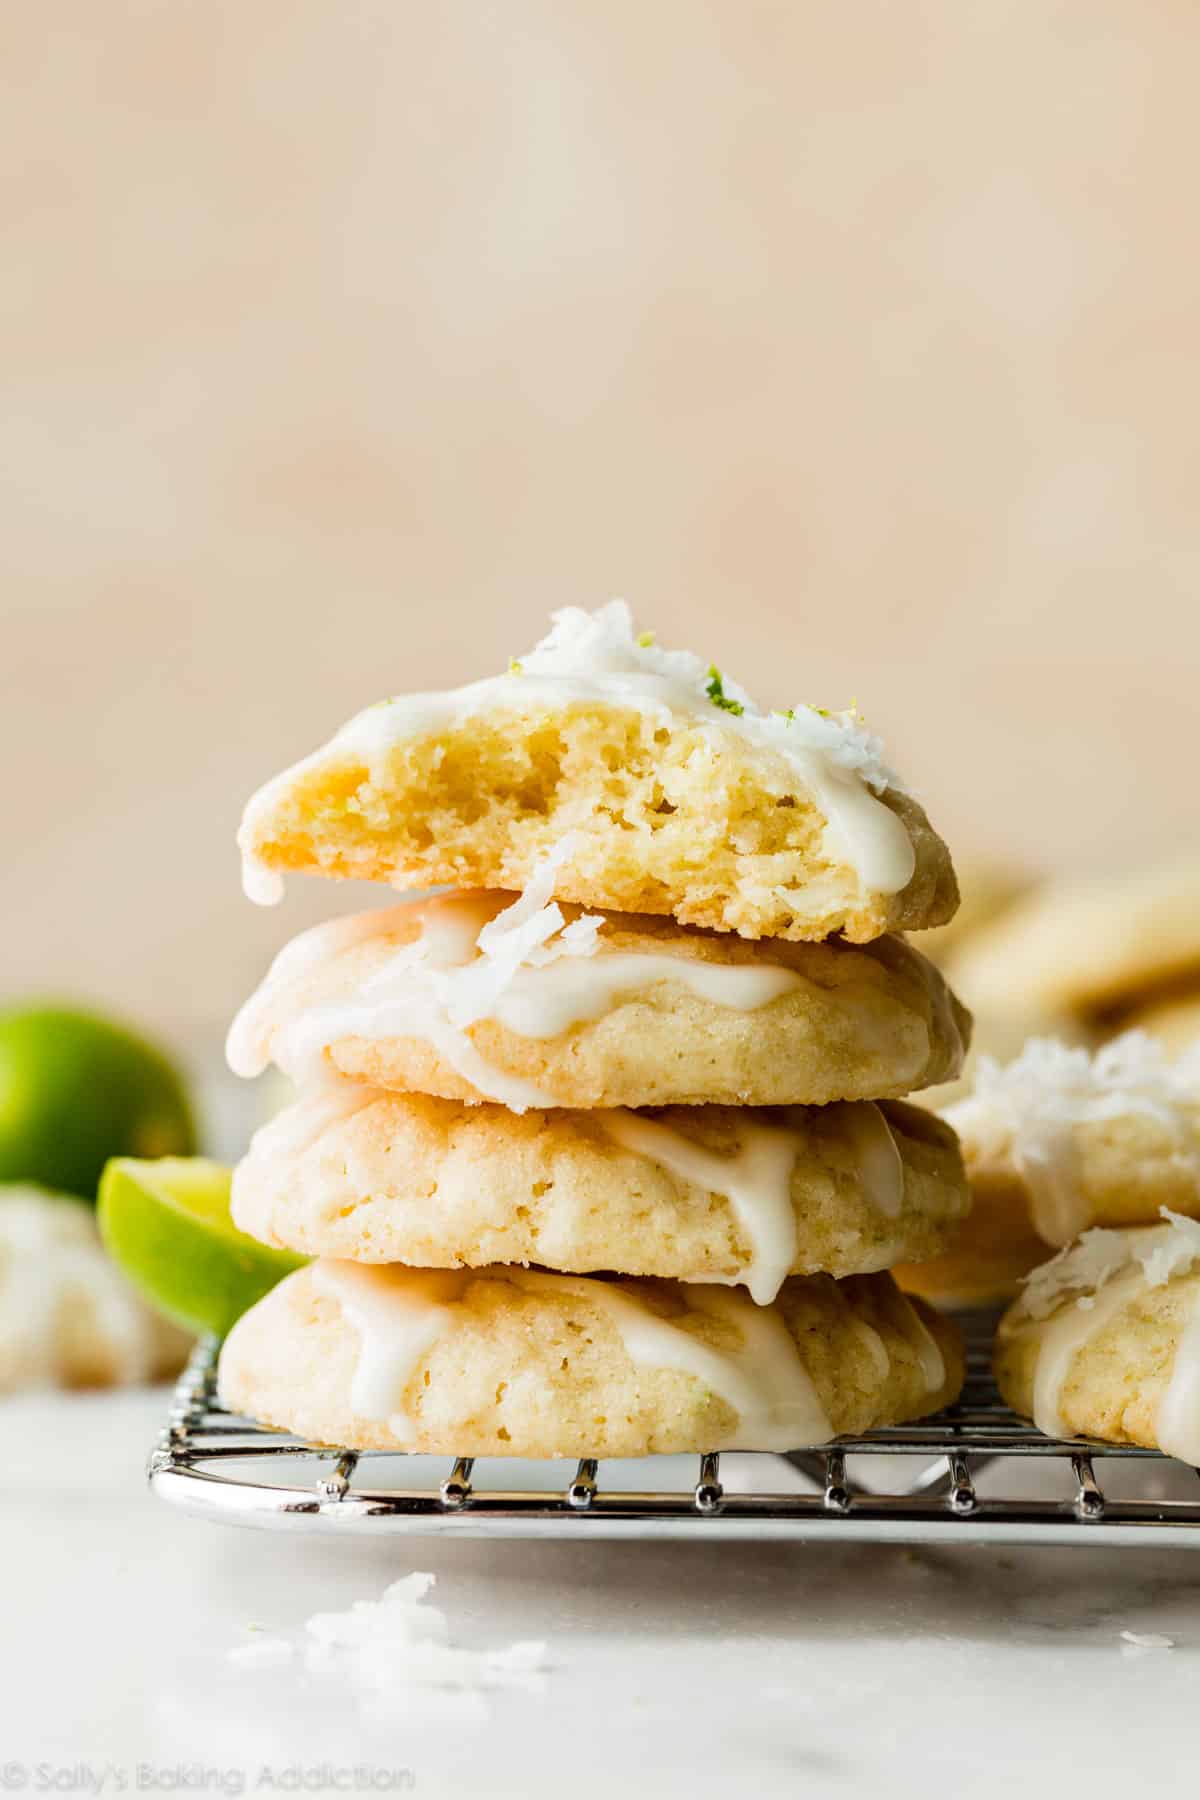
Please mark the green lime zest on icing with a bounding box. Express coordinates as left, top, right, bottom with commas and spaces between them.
705, 666, 744, 715
508, 657, 523, 675
635, 630, 657, 648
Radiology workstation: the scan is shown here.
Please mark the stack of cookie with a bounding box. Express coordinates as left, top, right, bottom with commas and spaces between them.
219, 604, 973, 1458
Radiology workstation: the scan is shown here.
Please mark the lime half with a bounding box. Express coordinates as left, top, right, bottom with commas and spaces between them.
98, 1156, 305, 1337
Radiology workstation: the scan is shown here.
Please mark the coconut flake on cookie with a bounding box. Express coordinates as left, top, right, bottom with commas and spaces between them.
238, 600, 930, 919
1017, 1209, 1200, 1322
948, 1032, 1200, 1148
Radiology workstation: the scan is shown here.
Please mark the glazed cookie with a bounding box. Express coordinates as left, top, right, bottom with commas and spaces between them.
227, 887, 971, 1112
946, 857, 1200, 1021
898, 1035, 1200, 1308
219, 1262, 964, 1458
994, 1215, 1200, 1460
238, 603, 957, 944
232, 1088, 970, 1303
0, 1187, 189, 1392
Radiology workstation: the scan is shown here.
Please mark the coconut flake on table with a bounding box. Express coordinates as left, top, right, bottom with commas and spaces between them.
226, 1573, 550, 1714
1120, 1631, 1175, 1652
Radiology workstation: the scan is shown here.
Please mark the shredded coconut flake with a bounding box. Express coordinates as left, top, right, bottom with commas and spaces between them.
557, 913, 605, 956
228, 1573, 550, 1712
518, 601, 895, 790
1018, 1211, 1200, 1320
1120, 1630, 1175, 1652
442, 838, 602, 1030
227, 1636, 295, 1669
948, 1032, 1200, 1148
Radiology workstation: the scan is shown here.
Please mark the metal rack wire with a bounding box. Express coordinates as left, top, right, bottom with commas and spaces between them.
149, 1316, 1200, 1545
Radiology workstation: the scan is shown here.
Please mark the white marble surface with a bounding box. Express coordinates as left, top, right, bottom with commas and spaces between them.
6, 1386, 1200, 1800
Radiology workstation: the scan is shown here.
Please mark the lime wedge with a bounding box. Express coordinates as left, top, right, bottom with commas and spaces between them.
98, 1156, 305, 1337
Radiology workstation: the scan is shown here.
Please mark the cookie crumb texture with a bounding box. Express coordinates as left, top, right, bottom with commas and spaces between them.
242, 702, 956, 943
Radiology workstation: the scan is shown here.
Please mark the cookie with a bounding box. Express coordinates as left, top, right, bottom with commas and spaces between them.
232, 1088, 970, 1303
218, 1261, 964, 1457
227, 889, 971, 1111
0, 1186, 189, 1392
898, 1034, 1200, 1308
946, 857, 1200, 1021
994, 1216, 1200, 1461
238, 603, 957, 944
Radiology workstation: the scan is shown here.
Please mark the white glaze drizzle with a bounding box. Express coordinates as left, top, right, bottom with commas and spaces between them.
311, 1263, 469, 1445
835, 1101, 906, 1220
596, 1102, 905, 1306
227, 874, 807, 1112
508, 1272, 834, 1451
903, 1298, 947, 1392
239, 601, 916, 906
1004, 1212, 1200, 1447
243, 1081, 380, 1163
597, 1112, 801, 1306
1028, 1270, 1146, 1440
1157, 1293, 1200, 1467
314, 1262, 833, 1451
489, 951, 800, 1039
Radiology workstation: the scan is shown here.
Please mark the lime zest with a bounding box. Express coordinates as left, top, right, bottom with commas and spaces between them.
705, 666, 744, 715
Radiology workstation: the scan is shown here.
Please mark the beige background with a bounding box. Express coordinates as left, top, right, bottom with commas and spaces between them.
2, 3, 1197, 1045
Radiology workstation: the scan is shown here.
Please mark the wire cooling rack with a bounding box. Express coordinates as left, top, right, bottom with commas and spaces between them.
149, 1315, 1200, 1546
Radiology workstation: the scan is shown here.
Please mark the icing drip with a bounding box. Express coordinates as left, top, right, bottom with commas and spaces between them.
1028, 1271, 1145, 1440
793, 756, 913, 896
490, 952, 800, 1039
1157, 1294, 1200, 1467
317, 1263, 833, 1452
851, 1319, 891, 1382
240, 601, 916, 905
509, 1272, 834, 1451
312, 1263, 469, 1444
903, 1298, 946, 1392
246, 1081, 379, 1162
1005, 1213, 1200, 1447
596, 1102, 906, 1306
227, 876, 807, 1112
835, 1102, 905, 1220
597, 1112, 801, 1306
